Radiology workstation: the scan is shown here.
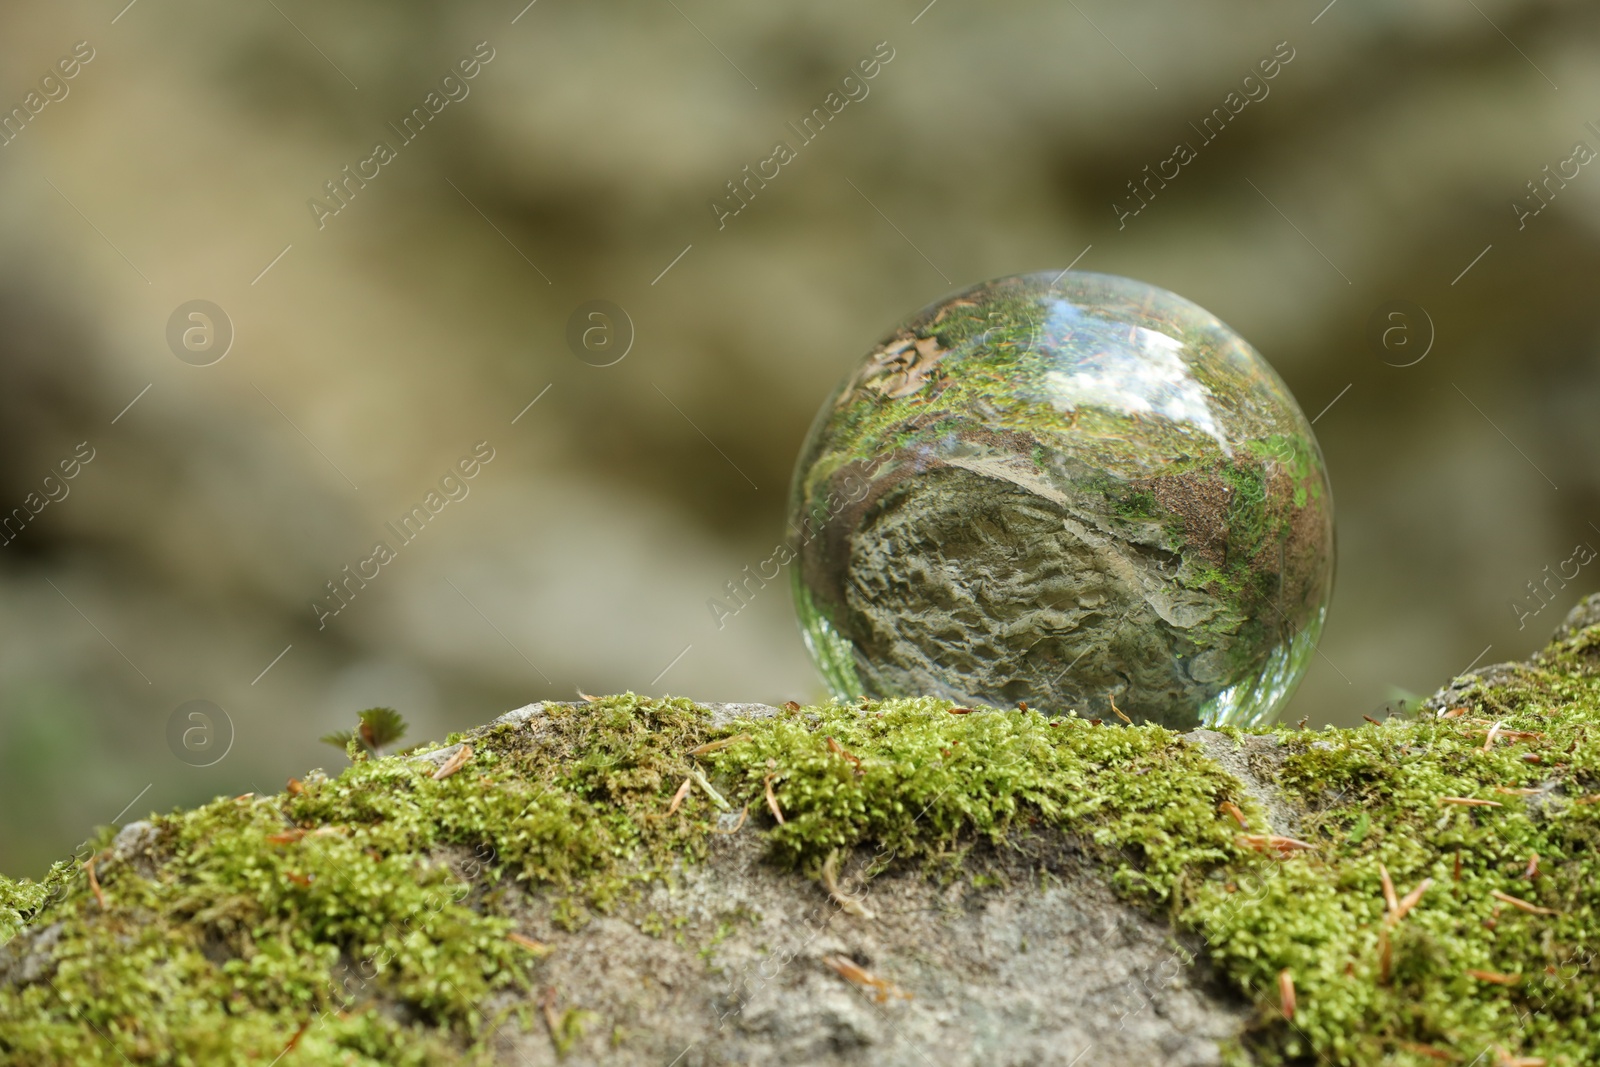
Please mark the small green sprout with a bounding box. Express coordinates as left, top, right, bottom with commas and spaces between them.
320, 706, 410, 760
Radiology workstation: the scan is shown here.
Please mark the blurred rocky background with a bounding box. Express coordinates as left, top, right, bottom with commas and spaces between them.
2, 0, 1598, 876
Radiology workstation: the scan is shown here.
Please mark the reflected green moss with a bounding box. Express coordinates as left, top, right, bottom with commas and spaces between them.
788, 271, 1334, 727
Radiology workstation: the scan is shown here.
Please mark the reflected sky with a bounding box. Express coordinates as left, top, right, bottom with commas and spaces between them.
1038, 298, 1232, 453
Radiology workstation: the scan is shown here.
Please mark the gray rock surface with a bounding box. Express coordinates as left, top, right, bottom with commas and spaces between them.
487, 822, 1246, 1067
467, 703, 1252, 1066
0, 699, 1266, 1064
1552, 592, 1600, 644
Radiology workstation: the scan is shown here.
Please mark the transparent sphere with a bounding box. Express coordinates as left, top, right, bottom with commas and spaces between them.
788, 271, 1334, 728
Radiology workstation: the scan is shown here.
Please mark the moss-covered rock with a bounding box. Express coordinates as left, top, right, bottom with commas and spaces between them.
6, 597, 1600, 1065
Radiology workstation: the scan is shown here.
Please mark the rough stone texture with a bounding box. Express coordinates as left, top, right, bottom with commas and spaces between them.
104, 822, 160, 881
488, 819, 1245, 1067
845, 468, 1227, 729
429, 702, 1252, 1065
1184, 731, 1295, 838
0, 923, 61, 991
1551, 592, 1600, 644
0, 700, 1256, 1064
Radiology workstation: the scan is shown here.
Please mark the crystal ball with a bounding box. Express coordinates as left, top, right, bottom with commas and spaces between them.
788, 271, 1334, 728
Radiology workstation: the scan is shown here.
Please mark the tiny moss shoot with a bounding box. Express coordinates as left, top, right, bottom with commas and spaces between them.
4, 619, 1600, 1064
321, 706, 411, 760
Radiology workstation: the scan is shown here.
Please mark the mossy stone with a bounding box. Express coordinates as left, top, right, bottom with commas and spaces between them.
8, 598, 1600, 1063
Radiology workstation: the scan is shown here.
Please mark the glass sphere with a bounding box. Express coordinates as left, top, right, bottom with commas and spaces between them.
788, 271, 1334, 728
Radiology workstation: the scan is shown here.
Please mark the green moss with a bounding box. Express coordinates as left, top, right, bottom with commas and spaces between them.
697, 698, 1246, 903
1247, 435, 1320, 509
7, 625, 1600, 1064
0, 881, 43, 947
0, 697, 727, 1065
1221, 460, 1271, 559
1198, 632, 1600, 1066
